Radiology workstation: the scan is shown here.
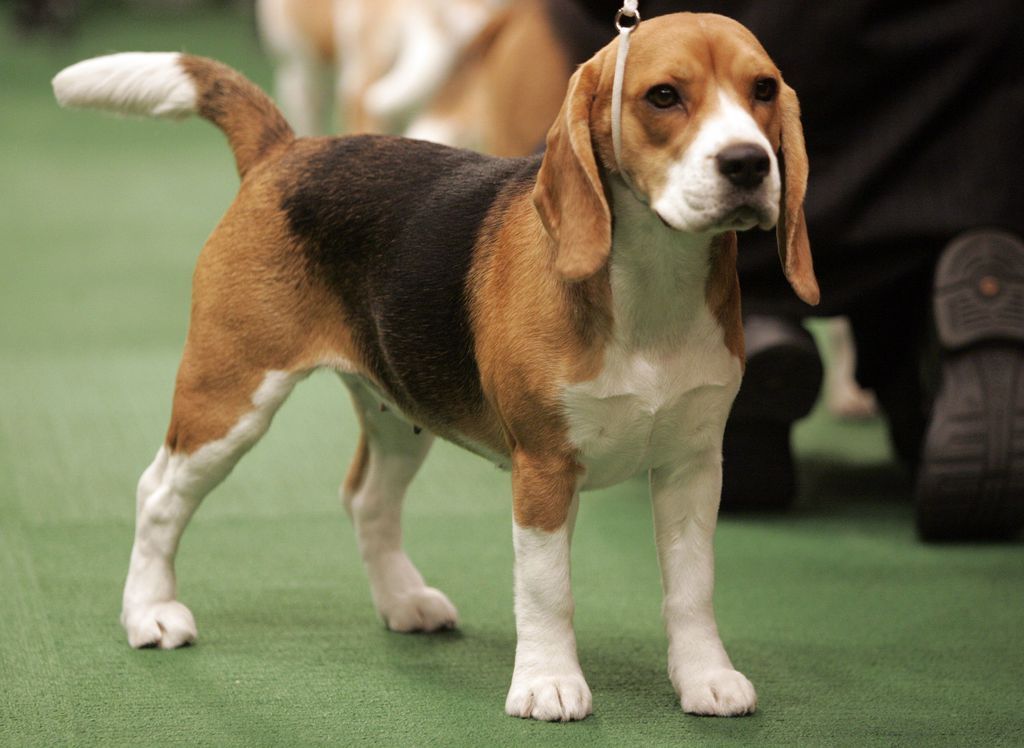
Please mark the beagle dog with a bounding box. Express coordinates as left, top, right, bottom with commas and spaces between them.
53, 12, 817, 721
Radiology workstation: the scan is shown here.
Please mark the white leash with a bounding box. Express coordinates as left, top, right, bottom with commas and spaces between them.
611, 1, 642, 198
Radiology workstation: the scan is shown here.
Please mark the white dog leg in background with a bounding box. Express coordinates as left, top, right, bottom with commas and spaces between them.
824, 316, 878, 419
257, 0, 330, 135
272, 56, 329, 136
650, 455, 757, 716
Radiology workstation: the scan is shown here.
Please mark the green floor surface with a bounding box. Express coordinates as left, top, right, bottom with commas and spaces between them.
2, 7, 1022, 746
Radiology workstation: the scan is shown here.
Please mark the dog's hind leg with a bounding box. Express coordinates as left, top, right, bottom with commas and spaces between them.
340, 375, 458, 632
122, 349, 304, 649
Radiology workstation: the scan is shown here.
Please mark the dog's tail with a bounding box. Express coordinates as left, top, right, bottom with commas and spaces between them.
52, 52, 294, 178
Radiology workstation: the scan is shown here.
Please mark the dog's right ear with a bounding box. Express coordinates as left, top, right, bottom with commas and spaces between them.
533, 58, 610, 281
776, 81, 819, 306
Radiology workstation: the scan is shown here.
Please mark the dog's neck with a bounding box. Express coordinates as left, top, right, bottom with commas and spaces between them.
606, 177, 720, 349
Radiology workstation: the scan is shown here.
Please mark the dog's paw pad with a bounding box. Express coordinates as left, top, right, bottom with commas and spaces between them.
382, 587, 459, 633
505, 673, 592, 722
680, 668, 757, 716
122, 601, 197, 649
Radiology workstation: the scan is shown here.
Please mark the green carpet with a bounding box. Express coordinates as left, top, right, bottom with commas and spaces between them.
1, 7, 1022, 746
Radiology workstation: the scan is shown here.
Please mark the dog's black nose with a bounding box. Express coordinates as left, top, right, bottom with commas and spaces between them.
716, 144, 771, 189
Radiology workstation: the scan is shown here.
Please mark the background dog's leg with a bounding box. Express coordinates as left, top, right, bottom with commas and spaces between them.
256, 0, 331, 136
122, 358, 302, 649
824, 316, 878, 419
273, 56, 329, 136
505, 452, 591, 722
340, 377, 457, 632
651, 455, 757, 716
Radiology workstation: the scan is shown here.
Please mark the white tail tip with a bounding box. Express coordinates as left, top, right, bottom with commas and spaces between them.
52, 52, 197, 119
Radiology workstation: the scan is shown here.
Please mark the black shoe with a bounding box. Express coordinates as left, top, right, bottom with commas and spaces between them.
722, 316, 823, 511
915, 230, 1024, 541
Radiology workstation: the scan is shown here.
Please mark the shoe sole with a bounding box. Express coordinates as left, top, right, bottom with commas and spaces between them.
916, 230, 1024, 540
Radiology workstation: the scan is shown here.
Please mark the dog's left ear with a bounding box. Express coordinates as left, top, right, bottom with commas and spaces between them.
533, 58, 610, 281
776, 82, 820, 305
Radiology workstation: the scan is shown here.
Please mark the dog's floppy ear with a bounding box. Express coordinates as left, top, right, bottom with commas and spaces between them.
776, 82, 820, 305
533, 58, 610, 281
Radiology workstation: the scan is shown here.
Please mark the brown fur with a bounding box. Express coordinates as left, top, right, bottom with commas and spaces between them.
511, 451, 581, 530
343, 433, 370, 496
593, 26, 725, 201
706, 232, 744, 363
776, 83, 818, 305
532, 52, 612, 281
181, 56, 294, 178
470, 191, 612, 530
478, 0, 572, 157
164, 154, 361, 453
285, 0, 335, 62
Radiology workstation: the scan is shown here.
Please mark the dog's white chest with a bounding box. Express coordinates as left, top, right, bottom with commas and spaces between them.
562, 310, 741, 491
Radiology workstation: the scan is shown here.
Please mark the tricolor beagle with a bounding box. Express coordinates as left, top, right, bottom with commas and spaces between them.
53, 12, 818, 721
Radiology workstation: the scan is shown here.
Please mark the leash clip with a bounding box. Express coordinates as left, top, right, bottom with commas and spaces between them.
614, 6, 640, 32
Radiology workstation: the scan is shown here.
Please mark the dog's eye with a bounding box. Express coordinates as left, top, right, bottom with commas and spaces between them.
645, 84, 681, 109
754, 77, 778, 102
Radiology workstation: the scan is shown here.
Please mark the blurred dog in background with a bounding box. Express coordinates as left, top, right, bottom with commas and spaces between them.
256, 0, 507, 136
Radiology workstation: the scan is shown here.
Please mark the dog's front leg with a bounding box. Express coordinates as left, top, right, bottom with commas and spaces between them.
651, 455, 757, 716
504, 451, 592, 722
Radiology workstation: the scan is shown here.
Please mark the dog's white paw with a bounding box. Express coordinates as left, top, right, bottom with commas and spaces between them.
380, 586, 459, 633
828, 385, 879, 419
679, 668, 757, 716
122, 601, 197, 649
505, 673, 593, 722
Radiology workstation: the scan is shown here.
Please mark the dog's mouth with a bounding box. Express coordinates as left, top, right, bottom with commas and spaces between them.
655, 203, 775, 234
719, 205, 761, 228
708, 197, 780, 232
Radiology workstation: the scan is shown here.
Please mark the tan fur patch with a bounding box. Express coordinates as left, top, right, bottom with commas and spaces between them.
164, 155, 363, 454
343, 433, 370, 496
776, 83, 818, 305
480, 0, 572, 157
533, 54, 612, 281
285, 0, 335, 62
180, 56, 294, 178
469, 187, 613, 530
511, 451, 581, 531
706, 231, 744, 364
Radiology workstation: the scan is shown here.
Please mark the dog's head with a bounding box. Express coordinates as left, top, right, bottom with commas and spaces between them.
533, 12, 818, 305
